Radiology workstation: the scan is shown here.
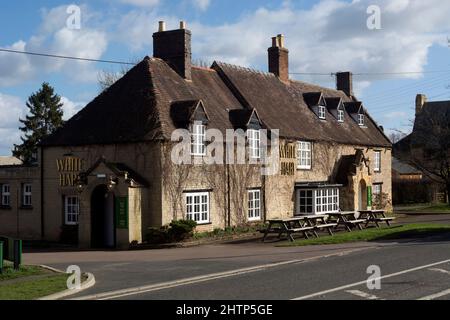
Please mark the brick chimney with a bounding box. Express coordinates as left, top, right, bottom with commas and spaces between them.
268, 34, 289, 82
415, 94, 427, 115
153, 21, 192, 80
336, 72, 354, 97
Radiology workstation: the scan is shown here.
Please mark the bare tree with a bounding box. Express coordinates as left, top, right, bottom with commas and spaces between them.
407, 107, 450, 205
97, 59, 139, 92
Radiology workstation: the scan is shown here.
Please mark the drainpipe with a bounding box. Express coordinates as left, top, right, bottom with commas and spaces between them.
40, 147, 45, 239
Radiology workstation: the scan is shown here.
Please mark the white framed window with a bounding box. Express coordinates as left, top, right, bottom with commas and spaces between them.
358, 113, 365, 126
297, 141, 312, 170
1, 184, 11, 206
22, 184, 32, 207
373, 184, 382, 196
247, 129, 261, 160
318, 105, 326, 120
374, 151, 381, 172
338, 109, 345, 122
186, 192, 209, 224
65, 196, 80, 225
248, 189, 261, 221
296, 188, 340, 215
191, 122, 206, 156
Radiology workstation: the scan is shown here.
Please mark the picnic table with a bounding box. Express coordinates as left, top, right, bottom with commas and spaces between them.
328, 212, 367, 232
358, 210, 396, 228
262, 215, 337, 242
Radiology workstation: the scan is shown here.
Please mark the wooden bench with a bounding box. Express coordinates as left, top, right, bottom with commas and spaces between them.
372, 217, 396, 227
345, 219, 367, 231
314, 223, 338, 236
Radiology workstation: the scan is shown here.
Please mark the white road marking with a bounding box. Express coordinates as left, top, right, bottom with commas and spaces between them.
418, 288, 450, 300
74, 249, 363, 300
428, 268, 450, 276
346, 290, 382, 300
292, 258, 450, 300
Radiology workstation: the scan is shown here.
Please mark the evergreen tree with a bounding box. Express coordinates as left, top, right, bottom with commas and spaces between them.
13, 83, 64, 164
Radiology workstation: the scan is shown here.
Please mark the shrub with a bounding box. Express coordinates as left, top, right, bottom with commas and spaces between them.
146, 227, 170, 244
168, 220, 197, 242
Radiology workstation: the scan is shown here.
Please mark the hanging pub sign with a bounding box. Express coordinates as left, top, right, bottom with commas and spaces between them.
279, 143, 296, 176
115, 197, 129, 229
56, 156, 84, 187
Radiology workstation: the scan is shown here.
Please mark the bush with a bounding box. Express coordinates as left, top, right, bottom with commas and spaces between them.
146, 227, 170, 244
168, 220, 197, 242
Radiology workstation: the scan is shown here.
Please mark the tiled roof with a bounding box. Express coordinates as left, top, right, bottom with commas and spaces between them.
0, 156, 22, 166
42, 57, 391, 148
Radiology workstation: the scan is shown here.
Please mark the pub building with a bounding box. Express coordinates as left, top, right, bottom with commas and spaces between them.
0, 21, 392, 249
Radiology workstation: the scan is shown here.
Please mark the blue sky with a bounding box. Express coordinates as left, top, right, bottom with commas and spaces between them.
1, 0, 450, 155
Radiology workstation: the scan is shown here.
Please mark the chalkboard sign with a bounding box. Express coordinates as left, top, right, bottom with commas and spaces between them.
115, 197, 129, 229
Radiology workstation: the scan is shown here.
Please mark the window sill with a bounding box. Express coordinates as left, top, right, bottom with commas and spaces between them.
297, 167, 312, 171
20, 206, 33, 210
0, 206, 12, 210
196, 222, 212, 226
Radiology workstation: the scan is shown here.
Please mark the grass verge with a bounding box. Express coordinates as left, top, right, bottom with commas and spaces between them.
0, 263, 69, 300
0, 274, 69, 300
396, 204, 450, 213
281, 223, 450, 247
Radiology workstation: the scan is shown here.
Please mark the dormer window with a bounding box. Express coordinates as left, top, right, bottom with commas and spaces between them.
318, 105, 326, 120
191, 122, 206, 156
248, 129, 261, 160
358, 113, 365, 126
338, 109, 345, 122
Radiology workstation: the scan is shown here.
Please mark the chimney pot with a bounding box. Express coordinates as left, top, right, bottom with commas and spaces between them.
180, 21, 186, 29
416, 94, 427, 115
158, 21, 166, 32
272, 37, 278, 48
336, 72, 354, 97
277, 34, 285, 48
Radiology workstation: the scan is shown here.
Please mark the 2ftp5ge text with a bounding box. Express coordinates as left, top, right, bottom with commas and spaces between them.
176, 304, 273, 317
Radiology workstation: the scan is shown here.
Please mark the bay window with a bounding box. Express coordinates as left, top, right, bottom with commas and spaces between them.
296, 188, 340, 215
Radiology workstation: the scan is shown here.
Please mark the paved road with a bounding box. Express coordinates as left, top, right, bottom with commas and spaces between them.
23, 214, 450, 300
102, 235, 450, 300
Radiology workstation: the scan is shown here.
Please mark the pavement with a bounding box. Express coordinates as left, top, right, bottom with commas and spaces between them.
22, 214, 450, 300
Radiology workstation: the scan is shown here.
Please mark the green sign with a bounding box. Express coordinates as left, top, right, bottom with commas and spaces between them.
367, 186, 373, 207
115, 197, 129, 229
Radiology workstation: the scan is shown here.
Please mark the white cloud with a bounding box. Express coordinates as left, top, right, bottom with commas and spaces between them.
119, 0, 160, 7
0, 4, 108, 87
192, 0, 210, 11
0, 93, 24, 155
61, 96, 85, 120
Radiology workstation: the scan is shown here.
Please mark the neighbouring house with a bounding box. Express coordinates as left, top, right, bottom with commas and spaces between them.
0, 21, 392, 248
393, 94, 449, 205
